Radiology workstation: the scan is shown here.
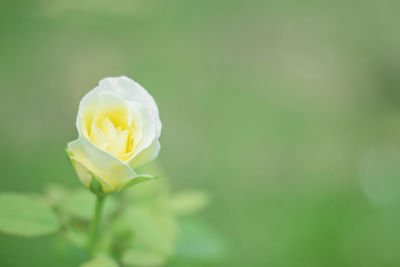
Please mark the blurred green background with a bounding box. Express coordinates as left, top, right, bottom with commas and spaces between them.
1, 0, 400, 266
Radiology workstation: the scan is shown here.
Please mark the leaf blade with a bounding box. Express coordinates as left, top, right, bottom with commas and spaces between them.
0, 192, 60, 237
80, 254, 119, 267
122, 249, 166, 266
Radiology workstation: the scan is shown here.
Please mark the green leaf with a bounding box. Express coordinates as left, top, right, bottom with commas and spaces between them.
80, 254, 119, 267
122, 205, 177, 256
119, 175, 159, 192
59, 189, 117, 221
0, 192, 60, 237
43, 183, 70, 207
63, 227, 87, 248
122, 250, 166, 266
171, 191, 210, 216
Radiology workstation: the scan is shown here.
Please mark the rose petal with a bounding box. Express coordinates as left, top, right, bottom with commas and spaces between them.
68, 137, 137, 192
128, 140, 161, 168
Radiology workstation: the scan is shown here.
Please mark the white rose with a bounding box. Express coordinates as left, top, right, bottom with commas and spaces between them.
66, 76, 161, 194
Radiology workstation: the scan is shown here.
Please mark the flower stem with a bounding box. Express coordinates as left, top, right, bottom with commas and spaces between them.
87, 195, 106, 255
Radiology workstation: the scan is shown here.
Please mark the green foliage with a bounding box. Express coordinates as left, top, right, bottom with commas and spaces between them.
0, 162, 224, 266
80, 254, 119, 267
120, 205, 177, 256
0, 192, 60, 237
58, 189, 117, 221
122, 250, 166, 266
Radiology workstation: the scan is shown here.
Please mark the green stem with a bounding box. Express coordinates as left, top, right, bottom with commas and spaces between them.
87, 195, 106, 255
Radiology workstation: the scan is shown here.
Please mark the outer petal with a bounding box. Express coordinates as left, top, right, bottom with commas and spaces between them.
67, 137, 137, 192
76, 86, 102, 138
127, 140, 161, 168
99, 76, 162, 138
69, 156, 115, 193
127, 101, 157, 159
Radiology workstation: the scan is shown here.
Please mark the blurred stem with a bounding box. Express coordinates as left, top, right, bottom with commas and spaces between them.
87, 195, 106, 255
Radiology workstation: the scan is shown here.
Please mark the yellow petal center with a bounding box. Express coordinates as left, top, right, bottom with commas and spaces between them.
87, 106, 136, 161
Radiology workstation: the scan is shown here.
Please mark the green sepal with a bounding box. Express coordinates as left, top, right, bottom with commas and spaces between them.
119, 175, 159, 192
89, 173, 105, 196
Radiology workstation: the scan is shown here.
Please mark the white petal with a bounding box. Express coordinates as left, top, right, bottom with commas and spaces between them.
99, 117, 117, 140
127, 102, 157, 159
76, 86, 101, 137
99, 76, 161, 138
69, 156, 114, 193
90, 121, 109, 150
94, 91, 132, 127
74, 76, 162, 168
107, 129, 129, 156
127, 140, 161, 168
67, 137, 137, 192
77, 76, 161, 139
